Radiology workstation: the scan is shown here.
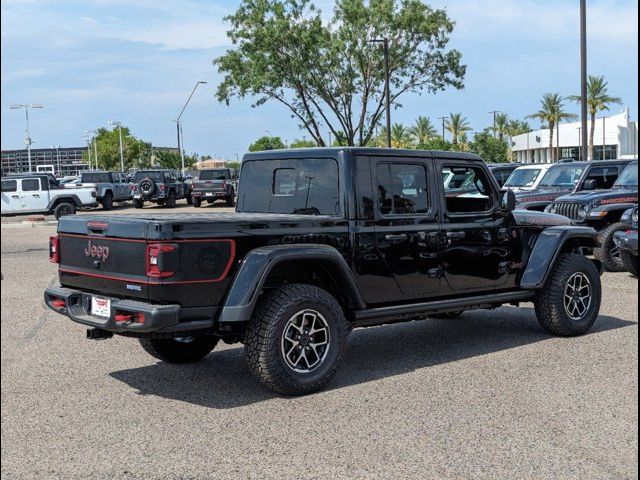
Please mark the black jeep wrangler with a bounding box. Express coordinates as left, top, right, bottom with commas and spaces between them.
614, 206, 638, 276
131, 169, 187, 208
45, 149, 603, 395
546, 160, 638, 271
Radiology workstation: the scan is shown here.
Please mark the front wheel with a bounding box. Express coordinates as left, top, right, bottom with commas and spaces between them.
139, 336, 219, 363
192, 197, 202, 208
594, 222, 627, 272
621, 250, 639, 276
53, 202, 76, 219
164, 191, 177, 208
244, 284, 348, 395
534, 254, 601, 336
133, 198, 144, 209
101, 192, 114, 210
226, 193, 235, 208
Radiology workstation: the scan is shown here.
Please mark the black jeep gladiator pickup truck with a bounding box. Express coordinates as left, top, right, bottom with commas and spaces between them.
45, 149, 603, 395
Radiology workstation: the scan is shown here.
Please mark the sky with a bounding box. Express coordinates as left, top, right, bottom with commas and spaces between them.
1, 0, 638, 159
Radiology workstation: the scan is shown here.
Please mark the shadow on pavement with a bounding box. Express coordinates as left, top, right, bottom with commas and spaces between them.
109, 307, 635, 409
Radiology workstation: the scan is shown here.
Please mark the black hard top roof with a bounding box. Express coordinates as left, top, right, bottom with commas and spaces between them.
243, 147, 483, 162
550, 158, 634, 167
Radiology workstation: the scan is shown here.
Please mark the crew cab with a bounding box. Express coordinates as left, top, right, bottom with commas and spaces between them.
78, 171, 132, 210
130, 169, 187, 208
45, 148, 603, 395
2, 174, 97, 219
515, 159, 634, 211
190, 168, 237, 207
546, 160, 638, 271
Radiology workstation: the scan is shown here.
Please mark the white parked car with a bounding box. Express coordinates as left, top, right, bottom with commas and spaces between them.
503, 164, 553, 192
1, 174, 98, 219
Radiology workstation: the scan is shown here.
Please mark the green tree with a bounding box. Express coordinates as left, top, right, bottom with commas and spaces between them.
85, 126, 148, 171
215, 0, 465, 147
226, 161, 241, 171
153, 150, 197, 170
569, 75, 622, 160
290, 138, 317, 148
248, 136, 286, 152
507, 119, 532, 137
409, 116, 437, 144
390, 123, 412, 148
445, 113, 472, 145
469, 132, 510, 163
416, 137, 452, 151
491, 112, 510, 141
527, 93, 577, 162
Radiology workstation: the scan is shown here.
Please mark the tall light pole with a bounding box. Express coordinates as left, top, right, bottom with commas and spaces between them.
85, 129, 98, 169
108, 121, 125, 172
9, 103, 44, 173
369, 38, 391, 148
579, 0, 589, 161
176, 81, 207, 175
489, 110, 502, 138
50, 145, 61, 176
438, 116, 447, 141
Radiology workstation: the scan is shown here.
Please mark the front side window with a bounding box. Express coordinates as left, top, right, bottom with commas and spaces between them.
81, 173, 111, 183
614, 164, 638, 187
441, 166, 493, 213
1, 180, 17, 192
376, 163, 428, 215
585, 166, 619, 189
238, 158, 339, 215
21, 179, 41, 192
540, 165, 585, 187
504, 168, 542, 188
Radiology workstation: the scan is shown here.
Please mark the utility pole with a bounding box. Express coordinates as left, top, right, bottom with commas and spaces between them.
489, 110, 501, 138
85, 129, 98, 169
438, 116, 447, 141
9, 103, 44, 173
579, 0, 589, 161
176, 81, 207, 175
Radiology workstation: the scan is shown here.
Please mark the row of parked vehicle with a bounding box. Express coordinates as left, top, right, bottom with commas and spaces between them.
1, 167, 238, 218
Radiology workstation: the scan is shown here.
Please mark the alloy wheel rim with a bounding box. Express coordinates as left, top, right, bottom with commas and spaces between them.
563, 272, 592, 321
611, 244, 622, 262
281, 309, 330, 373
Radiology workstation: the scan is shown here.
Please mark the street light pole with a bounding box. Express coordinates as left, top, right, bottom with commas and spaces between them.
9, 103, 44, 173
51, 145, 61, 176
438, 116, 447, 141
176, 81, 207, 175
108, 121, 125, 172
579, 0, 589, 161
489, 110, 502, 138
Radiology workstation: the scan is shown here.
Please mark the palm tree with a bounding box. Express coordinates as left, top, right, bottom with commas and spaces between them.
409, 116, 437, 145
527, 93, 577, 162
492, 113, 510, 141
507, 120, 532, 137
390, 123, 411, 148
569, 75, 622, 160
445, 113, 472, 145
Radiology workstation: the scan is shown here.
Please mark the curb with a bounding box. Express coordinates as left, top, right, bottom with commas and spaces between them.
1, 220, 58, 229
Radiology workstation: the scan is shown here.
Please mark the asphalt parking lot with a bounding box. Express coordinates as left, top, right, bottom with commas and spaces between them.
1, 220, 638, 479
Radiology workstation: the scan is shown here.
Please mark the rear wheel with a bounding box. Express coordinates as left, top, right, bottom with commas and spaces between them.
101, 191, 114, 210
53, 202, 76, 219
133, 198, 144, 209
185, 193, 192, 205
594, 222, 626, 272
139, 336, 219, 363
621, 250, 639, 276
244, 284, 348, 395
192, 197, 202, 208
226, 193, 235, 208
165, 191, 177, 208
534, 254, 601, 336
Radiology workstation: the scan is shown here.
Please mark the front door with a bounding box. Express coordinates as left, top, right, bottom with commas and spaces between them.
371, 157, 442, 298
437, 160, 512, 293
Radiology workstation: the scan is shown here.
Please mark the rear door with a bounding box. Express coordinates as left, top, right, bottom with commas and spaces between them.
20, 177, 49, 212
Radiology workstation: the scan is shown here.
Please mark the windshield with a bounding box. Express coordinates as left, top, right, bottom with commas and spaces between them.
199, 169, 230, 181
81, 172, 111, 183
614, 163, 638, 187
539, 165, 585, 187
504, 168, 542, 187
134, 171, 165, 182
237, 158, 339, 215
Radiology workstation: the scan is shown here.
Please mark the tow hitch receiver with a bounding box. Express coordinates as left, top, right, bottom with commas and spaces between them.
87, 328, 114, 341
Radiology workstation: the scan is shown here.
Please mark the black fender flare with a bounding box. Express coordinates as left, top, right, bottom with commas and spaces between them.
520, 226, 600, 289
218, 244, 366, 323
47, 195, 82, 210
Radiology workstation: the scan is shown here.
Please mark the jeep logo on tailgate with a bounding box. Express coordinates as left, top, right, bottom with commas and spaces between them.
84, 240, 110, 261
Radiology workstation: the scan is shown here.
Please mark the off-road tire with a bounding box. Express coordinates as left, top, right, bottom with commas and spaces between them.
133, 198, 144, 209
186, 193, 192, 205
534, 253, 601, 336
53, 202, 76, 219
101, 191, 114, 210
192, 197, 202, 208
621, 250, 639, 276
594, 222, 627, 272
138, 177, 155, 196
165, 190, 177, 208
226, 193, 235, 208
139, 336, 219, 363
244, 284, 349, 395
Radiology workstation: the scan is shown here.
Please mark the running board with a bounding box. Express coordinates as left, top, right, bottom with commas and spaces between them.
352, 291, 535, 328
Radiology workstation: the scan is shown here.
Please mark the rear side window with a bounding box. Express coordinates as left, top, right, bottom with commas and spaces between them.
81, 173, 111, 183
238, 158, 339, 215
21, 179, 41, 192
442, 166, 494, 213
376, 163, 428, 215
585, 166, 619, 189
1, 180, 17, 192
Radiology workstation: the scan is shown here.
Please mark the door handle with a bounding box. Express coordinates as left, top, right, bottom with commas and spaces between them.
32, 194, 40, 197
446, 231, 466, 242
384, 234, 408, 242
11, 195, 19, 199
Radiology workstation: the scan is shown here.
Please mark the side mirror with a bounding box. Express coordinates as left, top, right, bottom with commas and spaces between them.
583, 179, 597, 190
501, 190, 517, 211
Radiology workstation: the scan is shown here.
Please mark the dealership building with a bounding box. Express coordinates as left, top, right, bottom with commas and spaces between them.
511, 107, 638, 163
1, 146, 90, 177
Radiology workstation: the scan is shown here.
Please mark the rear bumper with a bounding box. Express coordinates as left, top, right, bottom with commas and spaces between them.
44, 286, 215, 334
192, 190, 228, 198
614, 230, 638, 255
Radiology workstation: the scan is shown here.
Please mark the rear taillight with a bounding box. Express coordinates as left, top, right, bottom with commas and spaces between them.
146, 243, 179, 278
160, 184, 166, 191
51, 298, 66, 309
131, 185, 137, 191
49, 235, 60, 263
